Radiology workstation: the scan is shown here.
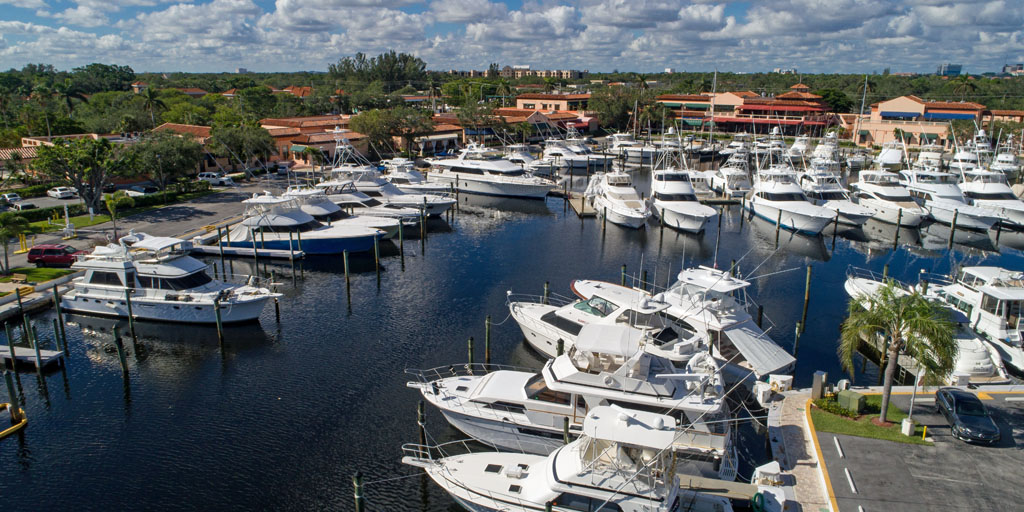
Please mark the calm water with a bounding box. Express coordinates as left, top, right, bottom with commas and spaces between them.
4, 171, 1024, 511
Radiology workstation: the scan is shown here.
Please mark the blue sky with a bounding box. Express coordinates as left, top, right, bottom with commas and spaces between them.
0, 1, 1021, 74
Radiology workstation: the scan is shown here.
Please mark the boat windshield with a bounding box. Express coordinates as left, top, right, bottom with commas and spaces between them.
956, 400, 988, 416
655, 173, 690, 182
489, 169, 526, 177
808, 191, 846, 201
656, 192, 698, 202
524, 375, 571, 405
759, 192, 807, 201
253, 219, 324, 233
964, 191, 1016, 200
138, 271, 213, 291
573, 296, 618, 317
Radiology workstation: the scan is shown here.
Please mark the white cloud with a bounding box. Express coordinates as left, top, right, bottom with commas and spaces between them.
430, 0, 506, 23
48, 5, 110, 28
0, 0, 48, 9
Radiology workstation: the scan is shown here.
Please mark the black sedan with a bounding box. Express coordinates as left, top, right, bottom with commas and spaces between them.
936, 387, 1001, 444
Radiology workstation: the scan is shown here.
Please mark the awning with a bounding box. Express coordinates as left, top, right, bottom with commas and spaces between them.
685, 103, 710, 109
858, 130, 870, 135
924, 112, 975, 120
712, 117, 803, 126
290, 145, 308, 152
722, 324, 797, 377
880, 111, 920, 118
739, 105, 822, 112
921, 133, 939, 140
415, 133, 459, 141
661, 102, 682, 107
682, 119, 703, 126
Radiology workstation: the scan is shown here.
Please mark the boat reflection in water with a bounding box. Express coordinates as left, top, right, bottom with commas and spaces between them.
456, 193, 555, 217
919, 222, 998, 253
860, 218, 921, 247
745, 214, 831, 261
995, 229, 1024, 252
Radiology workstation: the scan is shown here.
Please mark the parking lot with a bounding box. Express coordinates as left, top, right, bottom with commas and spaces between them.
818, 391, 1024, 511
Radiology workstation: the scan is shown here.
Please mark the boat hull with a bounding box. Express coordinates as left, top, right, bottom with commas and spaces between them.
441, 409, 565, 455
653, 202, 716, 233
60, 293, 270, 324
226, 234, 379, 255
431, 174, 555, 199
745, 200, 832, 235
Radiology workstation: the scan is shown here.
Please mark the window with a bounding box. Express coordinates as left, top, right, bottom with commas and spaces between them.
655, 192, 698, 202
524, 375, 571, 405
489, 169, 525, 177
965, 191, 1016, 200
88, 271, 123, 286
655, 173, 690, 182
139, 272, 213, 291
759, 192, 807, 201
809, 191, 846, 201
43, 249, 61, 256
981, 294, 1001, 316
540, 311, 584, 336
484, 464, 503, 473
480, 401, 527, 414
573, 296, 618, 318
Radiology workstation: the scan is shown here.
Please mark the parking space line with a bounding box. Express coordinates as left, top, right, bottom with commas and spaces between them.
833, 436, 845, 458
1004, 397, 1024, 402
976, 392, 994, 400
845, 467, 858, 494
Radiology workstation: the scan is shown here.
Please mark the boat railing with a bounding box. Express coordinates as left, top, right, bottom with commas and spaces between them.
506, 292, 576, 308
401, 439, 493, 463
918, 272, 954, 288
405, 362, 536, 384
845, 265, 899, 285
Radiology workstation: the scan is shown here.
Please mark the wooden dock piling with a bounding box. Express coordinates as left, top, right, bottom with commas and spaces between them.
484, 316, 491, 366
124, 289, 137, 342
213, 299, 224, 347
893, 208, 903, 249
353, 472, 365, 512
800, 265, 812, 335
947, 209, 959, 250
620, 264, 627, 286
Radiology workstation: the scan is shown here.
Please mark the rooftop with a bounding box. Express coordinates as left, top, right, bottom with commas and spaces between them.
260, 115, 350, 129
516, 93, 591, 100
0, 147, 38, 161
152, 123, 212, 141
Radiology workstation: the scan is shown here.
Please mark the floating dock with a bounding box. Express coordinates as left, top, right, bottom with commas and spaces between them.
567, 194, 597, 217
1, 345, 64, 369
189, 245, 306, 260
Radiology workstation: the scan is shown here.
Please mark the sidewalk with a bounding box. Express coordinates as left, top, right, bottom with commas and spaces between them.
771, 391, 833, 512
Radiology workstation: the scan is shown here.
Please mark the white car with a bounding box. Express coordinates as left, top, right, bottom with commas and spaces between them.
47, 186, 77, 199
198, 172, 234, 186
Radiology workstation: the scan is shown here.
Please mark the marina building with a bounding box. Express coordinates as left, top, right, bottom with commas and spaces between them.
655, 84, 832, 134
514, 93, 591, 113
844, 95, 984, 147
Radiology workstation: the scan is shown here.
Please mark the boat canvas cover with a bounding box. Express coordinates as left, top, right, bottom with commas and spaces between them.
130, 236, 188, 252
723, 325, 795, 377
576, 324, 643, 358
583, 406, 678, 450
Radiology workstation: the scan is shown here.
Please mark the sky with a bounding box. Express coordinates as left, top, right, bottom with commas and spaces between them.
0, 0, 1022, 74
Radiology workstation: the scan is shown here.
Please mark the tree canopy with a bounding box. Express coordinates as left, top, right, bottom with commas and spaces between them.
33, 137, 133, 211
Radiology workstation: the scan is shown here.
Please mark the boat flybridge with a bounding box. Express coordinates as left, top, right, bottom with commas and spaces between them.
718, 132, 751, 157
949, 146, 981, 173
990, 135, 1021, 176
786, 135, 810, 160
933, 266, 1024, 373
957, 168, 1024, 228
709, 153, 752, 199
745, 166, 836, 235
407, 324, 737, 480
873, 140, 906, 170
898, 167, 1001, 231
586, 171, 651, 229
379, 157, 452, 195
331, 165, 456, 216
425, 142, 558, 199
402, 404, 754, 512
312, 179, 423, 223
810, 132, 840, 160
797, 171, 873, 226
224, 193, 383, 255
850, 170, 928, 226
650, 168, 717, 233
844, 268, 1009, 384
282, 187, 401, 238
62, 232, 279, 324
915, 143, 946, 169
508, 281, 706, 366
542, 137, 614, 172
751, 127, 786, 160
606, 132, 663, 162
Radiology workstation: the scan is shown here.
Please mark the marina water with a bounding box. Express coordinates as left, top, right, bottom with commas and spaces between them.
3, 171, 1024, 510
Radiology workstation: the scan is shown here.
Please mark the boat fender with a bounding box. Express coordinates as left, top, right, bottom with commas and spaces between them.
751, 492, 765, 512
604, 375, 616, 387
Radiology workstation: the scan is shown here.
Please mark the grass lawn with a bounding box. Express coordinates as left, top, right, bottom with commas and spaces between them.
0, 266, 76, 283
810, 394, 932, 446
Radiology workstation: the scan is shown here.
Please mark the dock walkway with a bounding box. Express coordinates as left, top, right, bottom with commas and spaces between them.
1, 345, 63, 369
770, 391, 833, 512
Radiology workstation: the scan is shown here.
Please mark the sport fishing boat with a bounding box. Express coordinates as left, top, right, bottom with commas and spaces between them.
850, 170, 928, 226
898, 167, 1000, 231
407, 324, 736, 481
61, 233, 279, 324
313, 179, 424, 223
931, 266, 1024, 373
718, 132, 752, 158
585, 171, 651, 229
426, 143, 557, 199
508, 281, 705, 366
223, 193, 383, 254
333, 166, 456, 216
786, 135, 810, 160
915, 143, 946, 169
541, 139, 614, 172
379, 158, 452, 194
282, 187, 401, 239
990, 135, 1021, 176
650, 168, 717, 233
844, 267, 1010, 383
745, 166, 835, 235
401, 405, 742, 512
873, 140, 906, 170
709, 153, 752, 199
797, 171, 873, 226
957, 168, 1024, 229
605, 132, 662, 162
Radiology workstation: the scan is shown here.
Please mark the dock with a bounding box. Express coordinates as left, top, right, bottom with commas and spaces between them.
679, 476, 759, 501
189, 245, 306, 260
566, 194, 597, 217
1, 345, 64, 369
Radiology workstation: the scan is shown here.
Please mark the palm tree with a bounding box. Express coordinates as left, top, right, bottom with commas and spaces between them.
838, 281, 956, 423
0, 211, 29, 274
495, 79, 513, 107
951, 75, 977, 102
140, 87, 167, 127
104, 191, 135, 239
632, 73, 649, 91
53, 78, 88, 118
31, 82, 55, 137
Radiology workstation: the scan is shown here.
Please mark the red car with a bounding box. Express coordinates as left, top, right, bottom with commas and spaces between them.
26, 244, 86, 267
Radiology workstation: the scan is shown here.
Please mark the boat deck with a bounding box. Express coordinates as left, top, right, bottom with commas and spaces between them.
567, 194, 597, 217
678, 475, 759, 501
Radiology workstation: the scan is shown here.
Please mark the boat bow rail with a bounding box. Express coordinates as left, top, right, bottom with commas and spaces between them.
505, 291, 575, 308
405, 362, 535, 386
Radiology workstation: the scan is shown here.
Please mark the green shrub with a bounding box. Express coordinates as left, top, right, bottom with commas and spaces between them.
15, 203, 87, 222
1, 183, 61, 198
813, 397, 859, 418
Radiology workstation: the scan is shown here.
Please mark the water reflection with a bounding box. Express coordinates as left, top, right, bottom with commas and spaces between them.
919, 222, 998, 253
860, 218, 921, 248
744, 214, 831, 261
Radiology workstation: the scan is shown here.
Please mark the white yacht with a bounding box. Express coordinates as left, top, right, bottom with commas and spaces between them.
709, 153, 752, 199
845, 268, 1010, 383
605, 132, 662, 162
333, 166, 456, 216
542, 139, 614, 172
379, 158, 452, 195
873, 140, 906, 170
650, 168, 717, 233
915, 143, 946, 169
808, 132, 842, 174
585, 171, 651, 229
224, 193, 383, 255
957, 168, 1024, 228
798, 171, 873, 226
990, 135, 1021, 176
402, 405, 740, 512
508, 280, 705, 366
654, 266, 797, 382
751, 128, 787, 160
408, 325, 735, 481
504, 144, 558, 176
313, 179, 424, 223
745, 166, 835, 235
949, 146, 981, 173
898, 167, 1000, 231
61, 233, 278, 324
719, 132, 752, 158
850, 170, 928, 226
282, 187, 401, 239
786, 135, 810, 160
934, 266, 1024, 372
426, 143, 557, 199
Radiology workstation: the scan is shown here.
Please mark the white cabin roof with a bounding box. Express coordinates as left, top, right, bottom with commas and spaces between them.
572, 280, 670, 314
575, 324, 643, 358
675, 266, 749, 294
243, 193, 293, 205
130, 236, 188, 253
583, 406, 677, 450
